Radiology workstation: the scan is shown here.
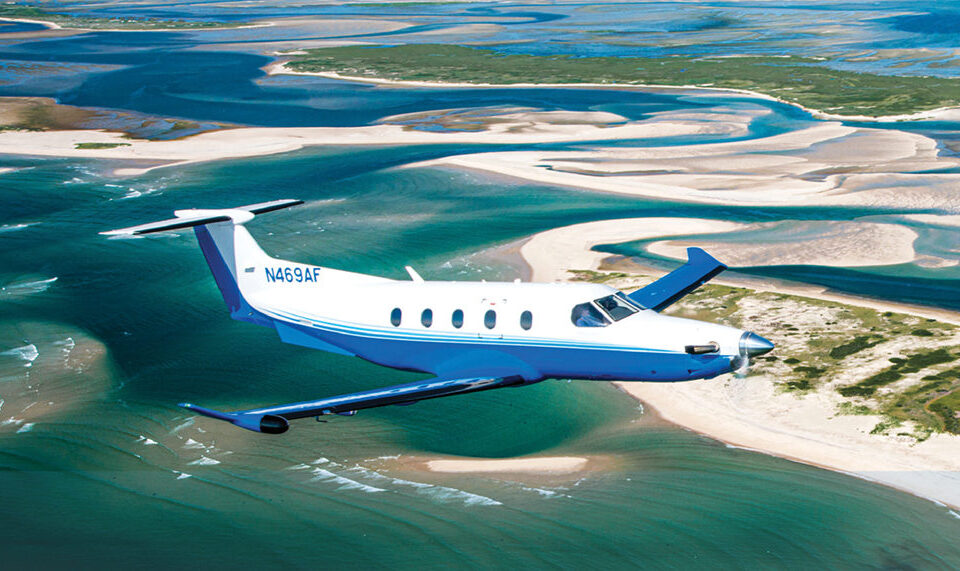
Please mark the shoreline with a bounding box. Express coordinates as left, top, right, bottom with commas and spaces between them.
0, 16, 271, 33
518, 216, 960, 511
265, 61, 960, 123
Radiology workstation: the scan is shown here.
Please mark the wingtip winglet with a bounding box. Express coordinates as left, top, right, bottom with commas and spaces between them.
686, 246, 725, 269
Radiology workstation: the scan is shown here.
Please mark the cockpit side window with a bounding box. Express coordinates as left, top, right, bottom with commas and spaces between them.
594, 293, 640, 322
571, 302, 610, 327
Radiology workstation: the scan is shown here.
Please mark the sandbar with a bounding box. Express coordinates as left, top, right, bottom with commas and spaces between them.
646, 220, 919, 268
426, 456, 589, 474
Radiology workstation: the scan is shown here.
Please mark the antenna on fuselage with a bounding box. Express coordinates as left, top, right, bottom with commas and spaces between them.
405, 266, 424, 282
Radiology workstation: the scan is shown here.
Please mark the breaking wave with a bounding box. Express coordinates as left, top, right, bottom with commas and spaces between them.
1, 277, 57, 297
1, 344, 39, 367
309, 467, 385, 493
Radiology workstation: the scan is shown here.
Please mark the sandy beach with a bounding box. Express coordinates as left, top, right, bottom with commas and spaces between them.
646, 220, 920, 268
520, 217, 960, 510
520, 216, 932, 281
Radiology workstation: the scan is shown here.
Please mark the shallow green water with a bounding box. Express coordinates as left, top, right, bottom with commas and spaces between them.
1, 148, 959, 568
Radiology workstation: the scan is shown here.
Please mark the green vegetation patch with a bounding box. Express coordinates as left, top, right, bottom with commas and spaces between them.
74, 142, 130, 150
929, 391, 960, 434
287, 44, 960, 116
829, 334, 884, 359
569, 269, 634, 284
0, 5, 245, 30
838, 348, 957, 397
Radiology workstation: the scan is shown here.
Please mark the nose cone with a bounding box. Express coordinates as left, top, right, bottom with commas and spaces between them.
740, 332, 774, 357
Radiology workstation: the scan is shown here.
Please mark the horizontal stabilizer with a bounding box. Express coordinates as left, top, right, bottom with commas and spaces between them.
627, 247, 726, 312
101, 199, 303, 236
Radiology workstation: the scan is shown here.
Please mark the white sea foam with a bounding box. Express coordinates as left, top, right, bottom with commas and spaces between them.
118, 184, 163, 200
1, 277, 57, 296
311, 457, 330, 465
521, 486, 562, 498
1, 344, 39, 367
182, 438, 206, 450
354, 466, 502, 505
136, 435, 158, 446
950, 510, 960, 520
391, 478, 433, 489
413, 484, 502, 506
286, 463, 312, 471
174, 470, 192, 480
347, 466, 434, 490
188, 456, 221, 466
0, 222, 37, 233
16, 422, 34, 434
2, 417, 23, 426
54, 337, 75, 361
170, 418, 194, 434
309, 467, 385, 493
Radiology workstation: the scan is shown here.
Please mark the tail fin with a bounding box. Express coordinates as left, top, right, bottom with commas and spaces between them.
102, 199, 302, 326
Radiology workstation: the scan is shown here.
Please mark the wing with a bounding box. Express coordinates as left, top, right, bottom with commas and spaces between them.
627, 247, 726, 312
180, 375, 529, 434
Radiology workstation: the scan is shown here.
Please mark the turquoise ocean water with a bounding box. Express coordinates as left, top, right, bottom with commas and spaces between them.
1, 3, 960, 568
1, 150, 959, 568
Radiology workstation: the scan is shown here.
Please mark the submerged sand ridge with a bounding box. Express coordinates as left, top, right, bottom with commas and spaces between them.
0, 320, 115, 431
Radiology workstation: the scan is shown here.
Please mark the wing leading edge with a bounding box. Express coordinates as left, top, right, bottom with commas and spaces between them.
181, 375, 530, 434
627, 247, 727, 312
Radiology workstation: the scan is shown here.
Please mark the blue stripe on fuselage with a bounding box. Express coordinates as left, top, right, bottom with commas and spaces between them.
264, 311, 734, 382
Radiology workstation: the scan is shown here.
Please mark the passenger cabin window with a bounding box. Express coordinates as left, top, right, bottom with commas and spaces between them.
421, 308, 433, 328
484, 309, 497, 329
452, 309, 464, 329
571, 302, 610, 327
390, 308, 402, 327
520, 310, 533, 330
594, 293, 640, 322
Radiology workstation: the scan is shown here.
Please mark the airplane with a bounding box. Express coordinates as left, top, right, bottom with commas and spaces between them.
103, 199, 773, 435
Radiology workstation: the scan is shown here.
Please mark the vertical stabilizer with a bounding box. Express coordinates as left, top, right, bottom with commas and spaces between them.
102, 199, 302, 326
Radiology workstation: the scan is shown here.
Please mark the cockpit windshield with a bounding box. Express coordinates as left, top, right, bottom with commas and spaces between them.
594, 293, 640, 322
571, 302, 610, 327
